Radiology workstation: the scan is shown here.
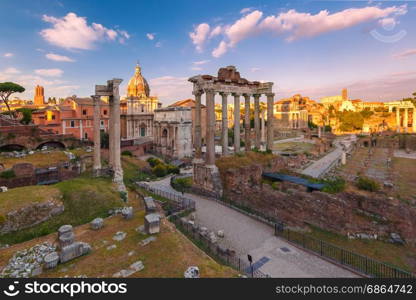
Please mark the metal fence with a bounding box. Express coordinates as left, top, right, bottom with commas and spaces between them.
170, 214, 270, 278
275, 225, 415, 278
136, 182, 195, 213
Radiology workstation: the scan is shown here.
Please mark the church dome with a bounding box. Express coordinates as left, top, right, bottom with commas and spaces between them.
127, 63, 150, 98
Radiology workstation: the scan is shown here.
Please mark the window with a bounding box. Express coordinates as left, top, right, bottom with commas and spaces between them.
83, 109, 87, 115
84, 132, 88, 139
140, 127, 146, 137
141, 105, 144, 113
70, 120, 75, 128
103, 110, 107, 115
52, 115, 55, 120
100, 120, 104, 126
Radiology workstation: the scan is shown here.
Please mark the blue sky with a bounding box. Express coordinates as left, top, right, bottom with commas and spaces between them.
0, 0, 415, 104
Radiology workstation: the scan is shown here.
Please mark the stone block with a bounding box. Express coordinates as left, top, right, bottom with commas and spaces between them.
184, 266, 199, 278
217, 230, 224, 238
44, 252, 59, 269
144, 213, 160, 234
113, 231, 127, 241
59, 242, 91, 263
0, 186, 7, 192
90, 218, 104, 230
144, 197, 157, 213
121, 207, 133, 220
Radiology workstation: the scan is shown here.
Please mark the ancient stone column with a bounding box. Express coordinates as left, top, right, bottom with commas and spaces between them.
233, 93, 241, 153
318, 126, 322, 138
108, 95, 115, 168
261, 110, 265, 148
220, 92, 229, 156
110, 79, 125, 192
266, 93, 275, 151
193, 90, 203, 160
205, 89, 216, 166
396, 107, 401, 133
253, 94, 261, 149
244, 94, 251, 151
413, 109, 416, 133
404, 108, 408, 133
92, 95, 101, 177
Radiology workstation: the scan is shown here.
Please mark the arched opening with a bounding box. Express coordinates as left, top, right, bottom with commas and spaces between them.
161, 128, 168, 148
36, 141, 65, 150
139, 122, 147, 137
0, 144, 26, 152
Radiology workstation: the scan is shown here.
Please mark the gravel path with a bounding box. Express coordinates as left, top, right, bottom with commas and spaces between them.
146, 177, 357, 278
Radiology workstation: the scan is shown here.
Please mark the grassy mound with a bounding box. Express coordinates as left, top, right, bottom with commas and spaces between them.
0, 176, 123, 245
0, 186, 62, 217
216, 151, 275, 172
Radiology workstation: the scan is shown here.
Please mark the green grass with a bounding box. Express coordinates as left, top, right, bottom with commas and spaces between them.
0, 176, 123, 245
304, 225, 416, 274
0, 186, 61, 216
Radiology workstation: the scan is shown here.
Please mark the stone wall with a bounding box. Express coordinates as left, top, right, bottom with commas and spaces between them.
222, 163, 416, 246
0, 199, 64, 234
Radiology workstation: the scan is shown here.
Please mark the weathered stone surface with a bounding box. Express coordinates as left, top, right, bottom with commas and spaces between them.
144, 213, 160, 234
0, 186, 7, 192
217, 230, 224, 238
44, 252, 59, 269
220, 160, 416, 246
121, 207, 133, 220
59, 242, 91, 263
184, 266, 200, 278
0, 242, 56, 278
0, 199, 64, 235
90, 218, 104, 230
107, 244, 117, 251
113, 231, 127, 241
112, 261, 144, 278
140, 236, 156, 246
144, 197, 157, 213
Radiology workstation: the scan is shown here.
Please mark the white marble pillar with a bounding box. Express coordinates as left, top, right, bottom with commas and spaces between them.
108, 96, 115, 168
205, 89, 216, 166
220, 92, 229, 156
92, 95, 101, 176
261, 110, 266, 148
110, 79, 125, 191
396, 107, 401, 133
244, 94, 251, 151
404, 108, 408, 133
193, 91, 203, 160
413, 109, 416, 133
233, 93, 241, 153
254, 94, 261, 149
266, 93, 274, 151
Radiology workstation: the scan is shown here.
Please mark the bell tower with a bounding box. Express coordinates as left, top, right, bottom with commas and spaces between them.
34, 85, 45, 106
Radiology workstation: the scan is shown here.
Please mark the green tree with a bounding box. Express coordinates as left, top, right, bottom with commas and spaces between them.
0, 82, 25, 119
16, 108, 33, 124
338, 111, 364, 132
173, 177, 192, 195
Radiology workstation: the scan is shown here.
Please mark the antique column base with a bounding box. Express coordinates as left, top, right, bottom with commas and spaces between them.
113, 168, 127, 194
92, 168, 101, 178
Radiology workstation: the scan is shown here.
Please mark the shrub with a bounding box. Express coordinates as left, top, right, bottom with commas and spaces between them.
322, 177, 346, 194
152, 164, 167, 177
172, 177, 193, 194
147, 157, 163, 167
356, 176, 379, 192
0, 170, 15, 179
166, 164, 180, 174
121, 150, 133, 157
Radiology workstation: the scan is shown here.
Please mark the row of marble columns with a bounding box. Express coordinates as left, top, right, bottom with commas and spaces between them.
194, 89, 275, 166
394, 107, 416, 133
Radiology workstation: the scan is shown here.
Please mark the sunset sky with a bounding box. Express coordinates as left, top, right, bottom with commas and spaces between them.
1, 0, 415, 104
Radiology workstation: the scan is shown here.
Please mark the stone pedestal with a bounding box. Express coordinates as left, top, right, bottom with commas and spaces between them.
341, 151, 346, 165
144, 213, 160, 234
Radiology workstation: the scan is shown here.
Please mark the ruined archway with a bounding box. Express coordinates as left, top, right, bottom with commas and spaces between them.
0, 144, 26, 152
36, 141, 66, 150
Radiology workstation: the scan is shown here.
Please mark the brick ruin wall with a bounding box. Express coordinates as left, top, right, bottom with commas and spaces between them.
221, 162, 416, 246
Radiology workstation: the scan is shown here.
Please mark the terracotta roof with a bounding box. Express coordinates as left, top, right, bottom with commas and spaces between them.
169, 99, 206, 108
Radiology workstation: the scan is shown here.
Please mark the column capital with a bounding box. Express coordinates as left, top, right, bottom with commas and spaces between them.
253, 94, 261, 99
192, 90, 203, 96
232, 92, 241, 97
219, 92, 230, 97
204, 88, 216, 94
243, 93, 252, 98
266, 92, 275, 98
91, 95, 100, 102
